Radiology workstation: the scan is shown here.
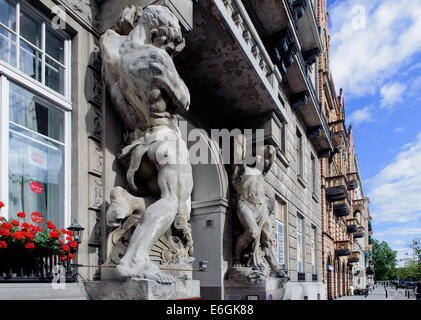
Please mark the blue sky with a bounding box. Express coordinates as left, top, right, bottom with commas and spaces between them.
328, 0, 421, 265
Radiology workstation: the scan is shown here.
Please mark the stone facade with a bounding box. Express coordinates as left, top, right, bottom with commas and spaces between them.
317, 0, 373, 299
0, 0, 372, 300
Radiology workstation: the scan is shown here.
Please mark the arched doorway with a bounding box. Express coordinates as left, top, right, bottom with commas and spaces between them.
180, 115, 229, 299
342, 262, 347, 296
327, 255, 333, 300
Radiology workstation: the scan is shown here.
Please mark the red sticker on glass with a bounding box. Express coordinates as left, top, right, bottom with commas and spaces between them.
31, 212, 44, 224
30, 182, 43, 194
31, 152, 44, 165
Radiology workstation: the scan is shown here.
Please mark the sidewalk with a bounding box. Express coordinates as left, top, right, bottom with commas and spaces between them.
337, 285, 416, 300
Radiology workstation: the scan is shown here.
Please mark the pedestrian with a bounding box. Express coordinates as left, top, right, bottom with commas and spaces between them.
349, 285, 354, 296
415, 279, 421, 301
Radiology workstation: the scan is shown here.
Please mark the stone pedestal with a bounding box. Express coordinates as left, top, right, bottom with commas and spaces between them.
84, 278, 200, 300
224, 267, 288, 300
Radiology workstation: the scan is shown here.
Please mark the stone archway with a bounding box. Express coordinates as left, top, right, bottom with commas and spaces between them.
180, 115, 229, 299
327, 255, 333, 300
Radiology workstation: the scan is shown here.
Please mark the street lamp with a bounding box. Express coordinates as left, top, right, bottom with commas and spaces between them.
67, 219, 85, 244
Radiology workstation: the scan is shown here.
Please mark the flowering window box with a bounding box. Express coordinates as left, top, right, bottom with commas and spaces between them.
0, 203, 77, 282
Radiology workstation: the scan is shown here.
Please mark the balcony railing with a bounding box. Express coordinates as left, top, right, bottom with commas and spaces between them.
346, 218, 359, 234
348, 251, 360, 263
335, 240, 352, 256
346, 172, 358, 191
325, 175, 348, 202
354, 226, 365, 239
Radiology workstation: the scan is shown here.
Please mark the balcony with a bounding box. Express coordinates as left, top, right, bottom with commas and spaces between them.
335, 240, 352, 257
354, 226, 365, 239
348, 251, 360, 263
333, 200, 351, 218
244, 0, 323, 52
346, 218, 359, 234
346, 172, 358, 191
176, 0, 290, 126
325, 175, 348, 202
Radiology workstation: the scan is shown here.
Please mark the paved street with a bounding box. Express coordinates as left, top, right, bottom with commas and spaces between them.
337, 285, 416, 300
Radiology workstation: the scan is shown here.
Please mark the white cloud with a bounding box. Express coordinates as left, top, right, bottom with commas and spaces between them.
348, 106, 372, 125
329, 0, 421, 99
367, 132, 421, 223
380, 82, 406, 108
395, 127, 405, 133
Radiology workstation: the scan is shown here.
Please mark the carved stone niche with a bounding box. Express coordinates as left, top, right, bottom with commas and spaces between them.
87, 105, 103, 141
88, 139, 103, 176
88, 209, 102, 247
88, 175, 103, 211
86, 68, 103, 107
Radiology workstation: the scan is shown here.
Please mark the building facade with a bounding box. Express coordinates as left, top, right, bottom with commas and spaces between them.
317, 0, 373, 298
0, 0, 371, 300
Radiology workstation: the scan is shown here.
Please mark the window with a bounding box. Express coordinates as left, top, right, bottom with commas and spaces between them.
275, 199, 287, 268
0, 1, 70, 230
311, 226, 317, 274
310, 153, 316, 194
296, 128, 303, 177
0, 0, 69, 95
297, 214, 304, 273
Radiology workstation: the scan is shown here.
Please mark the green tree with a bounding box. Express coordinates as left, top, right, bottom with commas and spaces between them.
372, 239, 397, 280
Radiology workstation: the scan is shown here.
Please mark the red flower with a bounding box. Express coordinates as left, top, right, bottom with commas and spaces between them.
59, 239, 64, 244
1, 222, 12, 230
11, 231, 25, 240
0, 229, 10, 237
60, 256, 67, 261
69, 241, 78, 248
69, 253, 74, 260
66, 236, 73, 242
21, 222, 30, 229
0, 201, 4, 208
17, 212, 26, 218
47, 222, 56, 230
11, 220, 20, 226
0, 241, 7, 248
49, 230, 60, 239
61, 244, 70, 252
67, 231, 74, 237
0, 217, 3, 221
25, 242, 35, 249
25, 232, 35, 241
35, 226, 42, 232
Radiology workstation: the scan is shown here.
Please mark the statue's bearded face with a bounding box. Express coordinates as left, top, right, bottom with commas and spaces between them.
141, 7, 184, 57
150, 24, 184, 57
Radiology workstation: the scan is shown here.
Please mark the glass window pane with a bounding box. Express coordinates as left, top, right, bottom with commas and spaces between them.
8, 129, 65, 229
0, 0, 16, 30
9, 82, 64, 142
45, 56, 65, 94
0, 26, 16, 67
19, 7, 41, 48
19, 40, 42, 81
46, 26, 64, 63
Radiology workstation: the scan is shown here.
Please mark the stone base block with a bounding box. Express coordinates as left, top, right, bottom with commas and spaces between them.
225, 267, 287, 300
84, 278, 200, 300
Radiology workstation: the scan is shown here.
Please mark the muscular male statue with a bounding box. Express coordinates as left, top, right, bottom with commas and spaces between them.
100, 5, 193, 284
232, 135, 287, 278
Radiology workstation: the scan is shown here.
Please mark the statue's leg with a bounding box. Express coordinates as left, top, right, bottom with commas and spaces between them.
234, 202, 259, 263
261, 219, 287, 277
126, 143, 148, 192
117, 195, 178, 283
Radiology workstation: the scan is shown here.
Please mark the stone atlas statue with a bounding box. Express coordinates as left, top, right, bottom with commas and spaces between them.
231, 134, 288, 280
100, 5, 193, 284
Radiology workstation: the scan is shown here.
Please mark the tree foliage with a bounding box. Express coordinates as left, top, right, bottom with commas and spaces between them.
372, 239, 397, 280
